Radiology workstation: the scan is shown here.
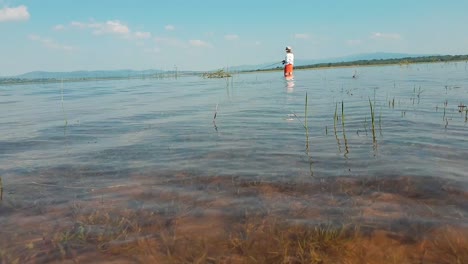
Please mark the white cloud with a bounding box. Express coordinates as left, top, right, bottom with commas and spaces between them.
70, 21, 86, 29
165, 24, 175, 31
94, 20, 129, 35
135, 31, 151, 39
189, 39, 212, 48
70, 20, 154, 44
254, 41, 261, 45
70, 20, 130, 36
53, 24, 66, 31
346, 39, 362, 46
371, 32, 401, 40
224, 34, 239, 41
0, 5, 30, 22
294, 33, 310, 39
28, 34, 76, 51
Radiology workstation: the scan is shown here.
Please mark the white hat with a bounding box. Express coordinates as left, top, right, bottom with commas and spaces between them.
285, 46, 292, 50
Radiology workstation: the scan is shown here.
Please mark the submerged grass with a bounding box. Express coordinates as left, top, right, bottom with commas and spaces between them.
2, 180, 467, 264
228, 220, 349, 263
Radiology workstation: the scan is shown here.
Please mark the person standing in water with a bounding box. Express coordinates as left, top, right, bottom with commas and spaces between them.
282, 46, 294, 77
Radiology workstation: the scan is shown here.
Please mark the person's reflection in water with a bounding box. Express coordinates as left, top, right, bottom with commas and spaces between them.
284, 79, 296, 121
286, 79, 295, 93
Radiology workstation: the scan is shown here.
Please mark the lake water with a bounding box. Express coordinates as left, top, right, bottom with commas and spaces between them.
1, 62, 467, 263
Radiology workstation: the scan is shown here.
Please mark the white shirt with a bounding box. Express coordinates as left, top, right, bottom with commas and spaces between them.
285, 53, 294, 65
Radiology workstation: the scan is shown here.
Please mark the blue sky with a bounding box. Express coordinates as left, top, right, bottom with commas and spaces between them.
1, 0, 468, 76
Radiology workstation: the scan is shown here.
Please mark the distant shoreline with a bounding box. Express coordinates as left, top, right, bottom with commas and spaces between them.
251, 54, 468, 73
1, 55, 467, 86
0, 73, 190, 86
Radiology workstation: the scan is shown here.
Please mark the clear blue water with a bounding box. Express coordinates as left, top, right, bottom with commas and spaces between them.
1, 62, 467, 185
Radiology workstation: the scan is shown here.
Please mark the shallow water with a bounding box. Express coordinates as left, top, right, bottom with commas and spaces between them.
1, 62, 467, 262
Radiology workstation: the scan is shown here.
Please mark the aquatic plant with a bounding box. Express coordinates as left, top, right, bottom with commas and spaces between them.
341, 101, 349, 155
0, 176, 3, 201
390, 97, 393, 108
443, 107, 446, 121
458, 103, 467, 123
2, 175, 468, 264
369, 98, 377, 144
333, 102, 342, 152
202, 69, 232, 78
379, 113, 383, 139
228, 220, 348, 263
291, 92, 309, 133
290, 92, 313, 175
305, 92, 310, 151
213, 103, 219, 132
416, 86, 423, 102
290, 92, 313, 172
304, 93, 314, 176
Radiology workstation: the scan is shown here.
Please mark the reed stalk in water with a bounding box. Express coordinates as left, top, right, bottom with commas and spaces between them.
304, 92, 314, 176
213, 103, 219, 132
379, 108, 382, 136
369, 98, 376, 144
333, 102, 341, 152
0, 176, 3, 201
292, 92, 313, 175
341, 101, 349, 155
305, 92, 309, 151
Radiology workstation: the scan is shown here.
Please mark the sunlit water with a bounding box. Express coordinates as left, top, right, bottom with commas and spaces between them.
2, 63, 467, 181
1, 62, 467, 262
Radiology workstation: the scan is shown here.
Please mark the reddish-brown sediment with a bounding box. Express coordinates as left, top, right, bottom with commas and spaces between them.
1, 173, 467, 263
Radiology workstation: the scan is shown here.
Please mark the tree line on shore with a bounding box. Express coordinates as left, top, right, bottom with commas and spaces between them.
256, 54, 468, 72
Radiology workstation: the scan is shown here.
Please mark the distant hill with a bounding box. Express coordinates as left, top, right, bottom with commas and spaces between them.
14, 69, 165, 80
